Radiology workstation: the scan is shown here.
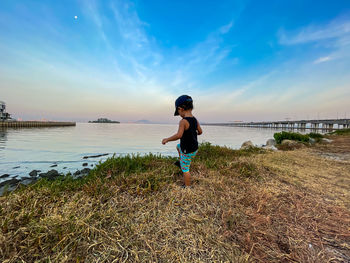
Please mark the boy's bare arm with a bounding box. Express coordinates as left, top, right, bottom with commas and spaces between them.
197, 121, 203, 135
162, 120, 186, 144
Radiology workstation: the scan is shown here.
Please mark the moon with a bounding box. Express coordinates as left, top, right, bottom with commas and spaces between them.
74, 16, 78, 20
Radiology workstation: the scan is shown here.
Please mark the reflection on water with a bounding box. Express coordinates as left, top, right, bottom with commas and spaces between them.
0, 129, 6, 150
0, 123, 315, 179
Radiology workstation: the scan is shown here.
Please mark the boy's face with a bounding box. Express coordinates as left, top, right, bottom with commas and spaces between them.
178, 107, 186, 117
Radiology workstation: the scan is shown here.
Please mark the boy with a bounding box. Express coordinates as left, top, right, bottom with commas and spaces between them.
162, 95, 202, 187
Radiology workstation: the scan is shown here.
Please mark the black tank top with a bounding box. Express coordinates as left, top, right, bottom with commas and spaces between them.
180, 117, 198, 154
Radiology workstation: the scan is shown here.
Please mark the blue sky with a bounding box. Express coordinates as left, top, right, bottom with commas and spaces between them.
0, 0, 350, 122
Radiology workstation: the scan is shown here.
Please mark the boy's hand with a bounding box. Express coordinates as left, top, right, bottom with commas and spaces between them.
162, 138, 168, 145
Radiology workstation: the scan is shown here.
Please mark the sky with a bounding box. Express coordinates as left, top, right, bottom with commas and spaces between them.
0, 0, 350, 123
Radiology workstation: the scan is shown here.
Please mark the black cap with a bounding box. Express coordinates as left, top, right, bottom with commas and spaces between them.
174, 95, 192, 116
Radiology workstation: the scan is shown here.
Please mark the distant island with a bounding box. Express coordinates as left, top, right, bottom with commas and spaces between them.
89, 118, 120, 123
135, 119, 152, 124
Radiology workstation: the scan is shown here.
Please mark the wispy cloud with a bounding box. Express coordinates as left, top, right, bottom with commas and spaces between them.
278, 15, 350, 68
78, 0, 240, 96
220, 21, 234, 34
197, 71, 275, 114
79, 0, 162, 86
314, 56, 332, 64
165, 24, 238, 91
81, 0, 113, 49
279, 17, 350, 45
110, 1, 149, 48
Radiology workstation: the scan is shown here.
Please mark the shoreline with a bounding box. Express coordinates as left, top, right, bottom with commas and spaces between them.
0, 153, 112, 196
0, 138, 276, 194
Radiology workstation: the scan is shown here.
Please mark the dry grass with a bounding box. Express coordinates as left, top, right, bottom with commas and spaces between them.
1, 138, 350, 262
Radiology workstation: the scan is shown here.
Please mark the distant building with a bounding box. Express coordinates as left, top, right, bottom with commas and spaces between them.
0, 101, 11, 121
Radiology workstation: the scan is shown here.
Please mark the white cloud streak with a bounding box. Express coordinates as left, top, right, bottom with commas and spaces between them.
279, 15, 350, 68
279, 18, 350, 45
314, 56, 332, 64
220, 21, 234, 34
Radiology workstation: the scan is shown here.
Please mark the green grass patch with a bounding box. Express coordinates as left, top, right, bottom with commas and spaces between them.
308, 132, 324, 139
17, 153, 178, 197
196, 142, 265, 169
328, 128, 350, 135
274, 131, 310, 144
274, 131, 311, 144
273, 131, 328, 144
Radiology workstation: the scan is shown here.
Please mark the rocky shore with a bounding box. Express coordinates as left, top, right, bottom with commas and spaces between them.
0, 153, 111, 196
0, 167, 92, 195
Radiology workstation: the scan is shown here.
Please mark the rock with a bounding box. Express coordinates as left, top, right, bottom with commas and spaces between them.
82, 163, 88, 167
0, 178, 20, 187
13, 166, 20, 169
263, 145, 278, 151
50, 164, 58, 167
63, 167, 67, 169
240, 141, 254, 150
29, 170, 41, 177
281, 140, 298, 146
39, 169, 60, 180
83, 153, 109, 159
80, 168, 91, 174
0, 174, 10, 179
72, 168, 91, 179
0, 185, 17, 196
20, 177, 37, 186
74, 168, 90, 176
321, 138, 333, 143
309, 137, 316, 145
281, 139, 306, 149
266, 139, 276, 147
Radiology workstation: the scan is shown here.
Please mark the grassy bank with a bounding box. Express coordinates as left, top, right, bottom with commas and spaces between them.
1, 137, 350, 262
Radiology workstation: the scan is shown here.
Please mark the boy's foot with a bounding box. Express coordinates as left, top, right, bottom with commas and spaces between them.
173, 160, 181, 169
181, 184, 192, 189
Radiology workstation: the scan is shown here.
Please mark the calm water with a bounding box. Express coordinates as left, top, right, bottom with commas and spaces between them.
0, 123, 298, 180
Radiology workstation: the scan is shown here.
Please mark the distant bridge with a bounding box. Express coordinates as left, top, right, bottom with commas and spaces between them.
204, 119, 350, 130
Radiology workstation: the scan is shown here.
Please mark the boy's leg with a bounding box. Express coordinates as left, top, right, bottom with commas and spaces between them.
174, 144, 181, 169
181, 155, 191, 186
183, 171, 191, 186
182, 151, 197, 187
176, 146, 180, 158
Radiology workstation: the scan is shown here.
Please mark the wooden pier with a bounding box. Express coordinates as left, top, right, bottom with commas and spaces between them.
0, 121, 76, 128
204, 119, 350, 130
